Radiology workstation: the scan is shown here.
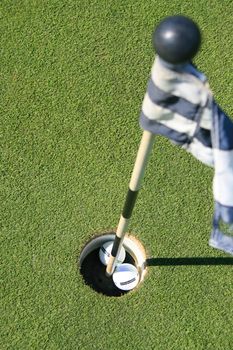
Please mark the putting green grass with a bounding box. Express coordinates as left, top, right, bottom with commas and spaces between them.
1, 1, 233, 349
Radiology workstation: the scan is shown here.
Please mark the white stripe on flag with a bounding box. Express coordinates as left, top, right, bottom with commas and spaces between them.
199, 107, 212, 130
213, 149, 233, 206
182, 138, 214, 167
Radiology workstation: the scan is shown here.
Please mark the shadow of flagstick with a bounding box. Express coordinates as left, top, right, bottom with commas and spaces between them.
146, 257, 233, 266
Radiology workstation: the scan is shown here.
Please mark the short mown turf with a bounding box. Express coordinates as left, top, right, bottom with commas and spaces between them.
1, 1, 233, 349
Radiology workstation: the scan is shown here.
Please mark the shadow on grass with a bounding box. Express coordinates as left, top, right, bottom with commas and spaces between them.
146, 257, 233, 266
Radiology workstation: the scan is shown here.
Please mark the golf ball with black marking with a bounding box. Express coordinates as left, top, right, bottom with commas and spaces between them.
112, 263, 140, 291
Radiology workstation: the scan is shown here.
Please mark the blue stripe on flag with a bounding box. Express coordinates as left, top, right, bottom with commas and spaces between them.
214, 201, 233, 225
195, 128, 212, 148
140, 112, 189, 144
213, 101, 233, 150
147, 79, 200, 121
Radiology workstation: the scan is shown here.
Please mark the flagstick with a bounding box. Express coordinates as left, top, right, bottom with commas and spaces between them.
106, 130, 155, 277
106, 16, 202, 277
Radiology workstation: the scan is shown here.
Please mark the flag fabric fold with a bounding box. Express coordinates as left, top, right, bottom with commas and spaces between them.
140, 56, 233, 255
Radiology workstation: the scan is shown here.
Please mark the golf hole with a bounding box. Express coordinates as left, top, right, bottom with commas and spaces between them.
79, 232, 147, 297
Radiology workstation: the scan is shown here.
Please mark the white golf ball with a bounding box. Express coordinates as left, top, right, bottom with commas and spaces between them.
112, 263, 140, 291
99, 241, 126, 266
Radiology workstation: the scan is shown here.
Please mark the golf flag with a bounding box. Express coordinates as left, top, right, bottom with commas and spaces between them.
140, 57, 233, 255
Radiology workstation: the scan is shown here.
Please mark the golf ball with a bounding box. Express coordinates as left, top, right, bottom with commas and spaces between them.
99, 241, 126, 266
112, 263, 140, 291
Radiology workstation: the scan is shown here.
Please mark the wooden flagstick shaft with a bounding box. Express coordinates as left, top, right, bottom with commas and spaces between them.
106, 130, 155, 276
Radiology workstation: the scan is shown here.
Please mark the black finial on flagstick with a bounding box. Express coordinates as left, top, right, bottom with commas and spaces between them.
153, 15, 201, 64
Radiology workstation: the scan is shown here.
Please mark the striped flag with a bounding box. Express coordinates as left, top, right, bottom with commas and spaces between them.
140, 57, 233, 255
